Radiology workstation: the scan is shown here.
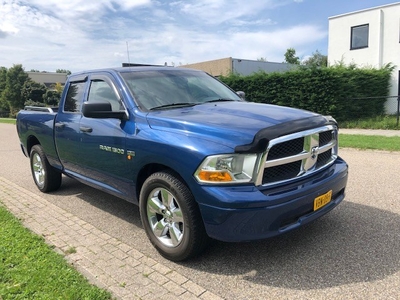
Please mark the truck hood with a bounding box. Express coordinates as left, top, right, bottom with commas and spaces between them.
146, 101, 328, 151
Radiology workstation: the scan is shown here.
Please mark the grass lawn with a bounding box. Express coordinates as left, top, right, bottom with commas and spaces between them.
340, 115, 399, 130
339, 134, 400, 152
0, 118, 16, 125
0, 205, 112, 300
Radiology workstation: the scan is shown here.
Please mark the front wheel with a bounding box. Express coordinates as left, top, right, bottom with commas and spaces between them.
139, 171, 209, 261
30, 145, 62, 192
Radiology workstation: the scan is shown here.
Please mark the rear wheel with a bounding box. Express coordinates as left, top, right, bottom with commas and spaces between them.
30, 145, 62, 192
139, 171, 209, 261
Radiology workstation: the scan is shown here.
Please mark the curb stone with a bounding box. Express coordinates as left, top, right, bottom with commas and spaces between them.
0, 176, 224, 300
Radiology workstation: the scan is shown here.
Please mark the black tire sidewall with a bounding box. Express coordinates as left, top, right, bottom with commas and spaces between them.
139, 171, 200, 261
30, 145, 61, 192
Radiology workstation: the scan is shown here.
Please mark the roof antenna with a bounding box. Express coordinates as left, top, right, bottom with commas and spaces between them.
126, 41, 131, 65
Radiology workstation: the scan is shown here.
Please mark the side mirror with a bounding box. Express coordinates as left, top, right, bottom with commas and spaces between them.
236, 91, 245, 100
82, 102, 127, 120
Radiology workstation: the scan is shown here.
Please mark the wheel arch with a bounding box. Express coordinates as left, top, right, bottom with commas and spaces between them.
135, 163, 191, 203
26, 135, 41, 155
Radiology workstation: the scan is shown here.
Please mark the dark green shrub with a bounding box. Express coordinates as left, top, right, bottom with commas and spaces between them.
220, 64, 393, 122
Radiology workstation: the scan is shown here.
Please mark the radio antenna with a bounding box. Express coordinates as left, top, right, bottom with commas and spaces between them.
126, 41, 131, 65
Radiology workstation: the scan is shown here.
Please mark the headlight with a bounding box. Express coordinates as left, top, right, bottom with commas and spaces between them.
194, 154, 258, 184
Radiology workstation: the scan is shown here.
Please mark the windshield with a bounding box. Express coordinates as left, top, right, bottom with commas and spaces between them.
120, 69, 242, 110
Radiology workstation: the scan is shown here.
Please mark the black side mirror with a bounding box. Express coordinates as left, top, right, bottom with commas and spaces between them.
82, 102, 127, 120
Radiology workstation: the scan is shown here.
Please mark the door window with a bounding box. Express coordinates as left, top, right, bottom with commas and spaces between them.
64, 82, 86, 113
88, 80, 123, 111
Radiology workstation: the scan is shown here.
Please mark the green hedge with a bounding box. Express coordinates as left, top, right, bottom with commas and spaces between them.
220, 65, 393, 122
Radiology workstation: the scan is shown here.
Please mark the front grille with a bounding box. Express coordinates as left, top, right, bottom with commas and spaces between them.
316, 149, 332, 169
259, 126, 337, 186
319, 131, 333, 146
267, 137, 304, 160
262, 161, 301, 184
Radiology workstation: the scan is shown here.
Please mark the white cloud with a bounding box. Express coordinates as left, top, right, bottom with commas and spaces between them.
0, 24, 19, 35
0, 0, 328, 72
20, 0, 151, 19
177, 0, 282, 25
230, 19, 277, 27
170, 25, 326, 64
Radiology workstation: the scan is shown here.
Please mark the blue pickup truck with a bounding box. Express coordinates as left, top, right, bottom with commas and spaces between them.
16, 66, 348, 261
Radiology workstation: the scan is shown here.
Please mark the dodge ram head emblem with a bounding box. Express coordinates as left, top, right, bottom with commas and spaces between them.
311, 146, 319, 160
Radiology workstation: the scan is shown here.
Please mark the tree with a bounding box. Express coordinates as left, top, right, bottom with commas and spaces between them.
303, 50, 327, 68
0, 67, 8, 111
284, 48, 300, 65
56, 69, 71, 75
21, 80, 47, 106
2, 64, 29, 115
257, 57, 268, 62
44, 82, 64, 106
43, 90, 61, 106
52, 82, 64, 93
0, 64, 70, 115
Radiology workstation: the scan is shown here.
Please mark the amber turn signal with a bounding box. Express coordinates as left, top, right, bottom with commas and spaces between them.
197, 170, 233, 182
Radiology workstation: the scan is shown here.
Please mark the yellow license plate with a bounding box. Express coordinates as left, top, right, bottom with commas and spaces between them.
314, 190, 332, 211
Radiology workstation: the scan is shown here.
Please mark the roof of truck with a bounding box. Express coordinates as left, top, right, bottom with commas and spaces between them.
71, 66, 200, 76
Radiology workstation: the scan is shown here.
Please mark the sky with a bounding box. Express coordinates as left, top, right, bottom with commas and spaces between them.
0, 0, 398, 73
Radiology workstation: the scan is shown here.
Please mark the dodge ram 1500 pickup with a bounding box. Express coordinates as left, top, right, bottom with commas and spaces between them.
16, 66, 348, 261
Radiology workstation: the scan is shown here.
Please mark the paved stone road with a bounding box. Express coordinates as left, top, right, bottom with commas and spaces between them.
1, 123, 400, 299
0, 176, 222, 300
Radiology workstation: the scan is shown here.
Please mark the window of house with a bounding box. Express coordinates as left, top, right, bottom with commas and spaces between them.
351, 24, 369, 50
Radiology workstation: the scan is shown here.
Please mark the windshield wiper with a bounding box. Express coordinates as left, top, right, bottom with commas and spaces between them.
150, 99, 236, 110
150, 102, 198, 111
203, 98, 236, 103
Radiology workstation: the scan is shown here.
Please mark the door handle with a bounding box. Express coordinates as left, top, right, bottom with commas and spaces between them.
55, 122, 65, 129
80, 126, 93, 133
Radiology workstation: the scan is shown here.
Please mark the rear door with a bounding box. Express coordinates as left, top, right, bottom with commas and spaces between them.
54, 76, 87, 174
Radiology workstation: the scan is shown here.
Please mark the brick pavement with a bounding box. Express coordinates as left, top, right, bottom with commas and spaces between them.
0, 176, 223, 300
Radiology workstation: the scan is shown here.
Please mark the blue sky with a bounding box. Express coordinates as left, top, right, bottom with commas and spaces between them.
0, 0, 397, 72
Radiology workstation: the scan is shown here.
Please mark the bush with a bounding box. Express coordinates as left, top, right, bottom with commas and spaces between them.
220, 64, 393, 122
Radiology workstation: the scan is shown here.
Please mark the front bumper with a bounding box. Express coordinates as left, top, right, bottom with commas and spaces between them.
197, 157, 348, 242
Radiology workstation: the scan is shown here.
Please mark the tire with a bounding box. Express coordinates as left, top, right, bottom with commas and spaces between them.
30, 145, 62, 193
139, 171, 209, 261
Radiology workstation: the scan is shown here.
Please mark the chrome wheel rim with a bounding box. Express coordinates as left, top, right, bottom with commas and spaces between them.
147, 188, 184, 247
32, 153, 45, 188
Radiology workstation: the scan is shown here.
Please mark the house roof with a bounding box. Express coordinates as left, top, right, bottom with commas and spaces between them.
329, 2, 400, 20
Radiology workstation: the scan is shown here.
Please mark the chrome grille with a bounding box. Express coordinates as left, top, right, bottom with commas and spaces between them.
316, 149, 332, 169
267, 137, 304, 160
319, 131, 333, 147
257, 125, 338, 186
262, 161, 302, 183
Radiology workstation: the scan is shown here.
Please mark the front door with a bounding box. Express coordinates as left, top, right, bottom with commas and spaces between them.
78, 74, 133, 198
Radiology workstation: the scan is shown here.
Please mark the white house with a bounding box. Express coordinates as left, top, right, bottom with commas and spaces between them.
328, 2, 400, 114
